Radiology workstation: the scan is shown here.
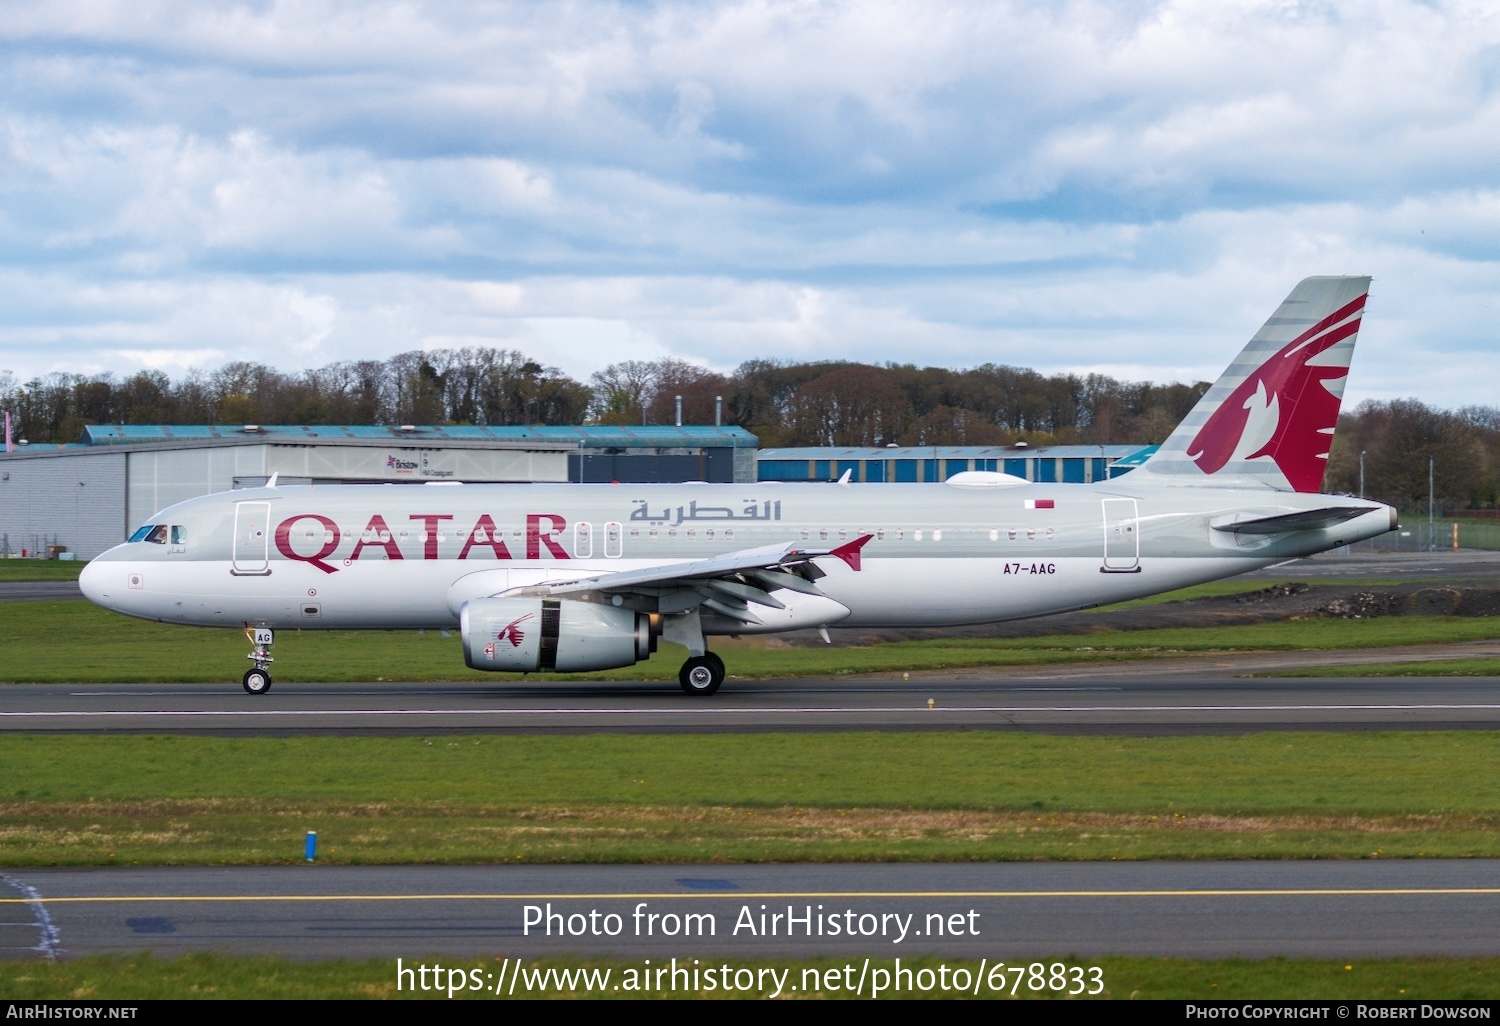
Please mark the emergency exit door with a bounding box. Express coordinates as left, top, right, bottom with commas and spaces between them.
1101, 497, 1141, 573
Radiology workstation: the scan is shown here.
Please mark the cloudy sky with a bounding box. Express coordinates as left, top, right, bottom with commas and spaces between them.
1, 0, 1497, 406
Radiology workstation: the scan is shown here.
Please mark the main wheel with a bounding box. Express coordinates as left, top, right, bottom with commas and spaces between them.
679, 654, 724, 696
242, 668, 273, 695
703, 651, 725, 678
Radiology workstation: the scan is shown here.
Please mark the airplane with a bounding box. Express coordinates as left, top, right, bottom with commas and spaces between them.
79, 276, 1397, 697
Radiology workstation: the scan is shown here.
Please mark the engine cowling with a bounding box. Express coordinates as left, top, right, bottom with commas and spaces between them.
460, 596, 655, 673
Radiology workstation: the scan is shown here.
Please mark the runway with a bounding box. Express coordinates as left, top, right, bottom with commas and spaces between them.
5, 861, 1500, 961
3, 658, 1500, 735
0, 581, 81, 602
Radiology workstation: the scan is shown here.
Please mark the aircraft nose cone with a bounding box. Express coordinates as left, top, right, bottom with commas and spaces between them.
78, 559, 109, 606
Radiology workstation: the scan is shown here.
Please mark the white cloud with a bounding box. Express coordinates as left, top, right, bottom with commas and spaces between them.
0, 0, 1496, 409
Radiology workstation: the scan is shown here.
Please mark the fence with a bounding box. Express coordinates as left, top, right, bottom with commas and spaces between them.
0, 532, 68, 558
1355, 518, 1500, 552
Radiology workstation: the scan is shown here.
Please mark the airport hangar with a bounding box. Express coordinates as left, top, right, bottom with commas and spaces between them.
756, 444, 1153, 485
0, 423, 758, 560
0, 426, 1152, 560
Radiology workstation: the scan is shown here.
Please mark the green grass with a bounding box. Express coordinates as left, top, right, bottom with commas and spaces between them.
1093, 577, 1459, 611
8, 733, 1499, 812
0, 952, 1496, 1000
0, 559, 84, 580
3, 733, 1499, 865
3, 799, 1495, 865
2, 600, 1497, 683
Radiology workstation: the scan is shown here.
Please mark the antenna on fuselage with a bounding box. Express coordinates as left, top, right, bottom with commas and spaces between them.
266, 473, 279, 488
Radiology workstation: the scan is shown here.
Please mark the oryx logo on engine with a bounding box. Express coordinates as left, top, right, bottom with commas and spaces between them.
498, 614, 534, 648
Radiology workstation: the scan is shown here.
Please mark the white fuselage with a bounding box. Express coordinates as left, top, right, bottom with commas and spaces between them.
80, 479, 1397, 634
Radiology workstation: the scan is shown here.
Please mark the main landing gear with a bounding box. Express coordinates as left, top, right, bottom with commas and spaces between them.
679, 652, 725, 696
243, 626, 274, 695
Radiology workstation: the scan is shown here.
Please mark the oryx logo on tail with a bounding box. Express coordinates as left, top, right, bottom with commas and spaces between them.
497, 613, 534, 648
1184, 290, 1367, 493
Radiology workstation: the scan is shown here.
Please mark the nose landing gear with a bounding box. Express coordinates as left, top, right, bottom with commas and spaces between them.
243, 626, 274, 695
242, 667, 272, 695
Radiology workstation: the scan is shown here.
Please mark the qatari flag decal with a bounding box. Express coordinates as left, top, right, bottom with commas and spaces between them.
1025, 499, 1055, 510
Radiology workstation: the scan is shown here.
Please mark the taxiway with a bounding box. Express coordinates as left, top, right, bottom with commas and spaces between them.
3, 660, 1499, 735
5, 861, 1500, 961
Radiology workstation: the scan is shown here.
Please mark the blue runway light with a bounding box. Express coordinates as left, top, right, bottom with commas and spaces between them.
305, 831, 317, 861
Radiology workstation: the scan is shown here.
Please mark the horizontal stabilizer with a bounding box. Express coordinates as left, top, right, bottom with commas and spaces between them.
1211, 506, 1372, 535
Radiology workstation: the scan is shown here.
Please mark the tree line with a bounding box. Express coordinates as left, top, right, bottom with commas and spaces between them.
0, 348, 1208, 448
1, 349, 1493, 510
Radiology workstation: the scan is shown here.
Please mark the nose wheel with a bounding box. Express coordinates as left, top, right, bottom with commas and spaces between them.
243, 626, 274, 696
679, 651, 725, 696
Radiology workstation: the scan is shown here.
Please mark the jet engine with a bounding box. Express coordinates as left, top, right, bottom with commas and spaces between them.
460, 596, 656, 673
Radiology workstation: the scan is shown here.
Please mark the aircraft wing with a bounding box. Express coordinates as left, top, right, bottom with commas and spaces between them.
528, 535, 872, 624
1211, 506, 1373, 535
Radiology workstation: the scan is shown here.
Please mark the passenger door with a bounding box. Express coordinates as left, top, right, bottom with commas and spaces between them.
232, 501, 271, 575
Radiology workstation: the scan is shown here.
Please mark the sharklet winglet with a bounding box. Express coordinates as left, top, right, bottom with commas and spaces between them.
829, 533, 873, 572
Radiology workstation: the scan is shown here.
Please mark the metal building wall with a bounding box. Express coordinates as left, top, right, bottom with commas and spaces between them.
127, 445, 268, 532
569, 450, 735, 483
265, 445, 568, 482
0, 452, 127, 559
731, 446, 757, 483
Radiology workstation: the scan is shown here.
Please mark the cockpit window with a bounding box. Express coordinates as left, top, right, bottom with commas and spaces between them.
129, 524, 182, 545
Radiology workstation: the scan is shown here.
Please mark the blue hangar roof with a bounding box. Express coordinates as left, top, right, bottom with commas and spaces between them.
757, 444, 1156, 461
79, 424, 759, 449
